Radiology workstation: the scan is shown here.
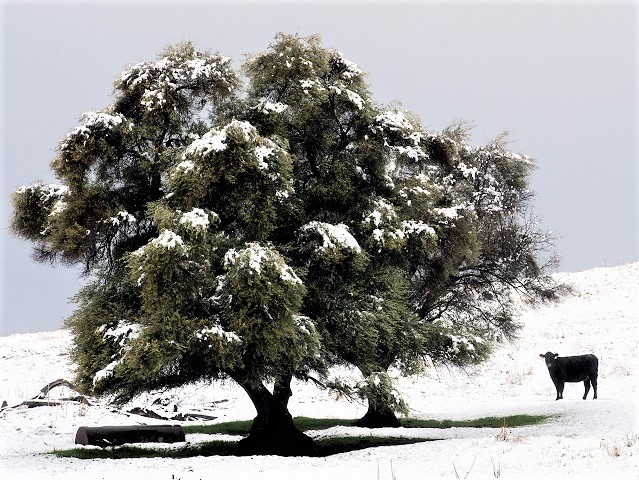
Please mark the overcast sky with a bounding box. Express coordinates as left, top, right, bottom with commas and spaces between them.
1, 1, 637, 335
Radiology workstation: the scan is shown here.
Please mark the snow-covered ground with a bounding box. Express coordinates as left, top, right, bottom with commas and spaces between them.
1, 263, 637, 479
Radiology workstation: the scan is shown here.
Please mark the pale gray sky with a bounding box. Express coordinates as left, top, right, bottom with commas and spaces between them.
1, 1, 637, 334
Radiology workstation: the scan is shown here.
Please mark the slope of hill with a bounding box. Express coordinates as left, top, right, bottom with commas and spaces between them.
1, 263, 637, 479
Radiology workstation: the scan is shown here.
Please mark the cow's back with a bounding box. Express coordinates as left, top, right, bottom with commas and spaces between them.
561, 354, 598, 382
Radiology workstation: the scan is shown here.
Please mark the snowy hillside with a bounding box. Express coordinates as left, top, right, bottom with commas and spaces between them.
1, 263, 638, 479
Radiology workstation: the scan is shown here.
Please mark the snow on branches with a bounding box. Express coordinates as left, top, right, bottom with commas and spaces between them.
149, 229, 185, 250
107, 211, 136, 227
183, 120, 255, 157
182, 119, 282, 174
93, 321, 142, 386
116, 42, 237, 113
131, 229, 187, 285
254, 99, 289, 115
15, 183, 69, 205
301, 222, 362, 254
361, 198, 437, 252
223, 243, 302, 286
179, 208, 215, 232
375, 110, 415, 133
196, 325, 241, 344
12, 183, 70, 237
59, 111, 131, 152
330, 51, 363, 82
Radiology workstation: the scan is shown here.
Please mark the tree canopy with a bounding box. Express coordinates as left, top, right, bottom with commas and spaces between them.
11, 34, 557, 453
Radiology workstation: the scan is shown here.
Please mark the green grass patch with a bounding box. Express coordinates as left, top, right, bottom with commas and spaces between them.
183, 419, 253, 436
53, 441, 236, 459
182, 414, 552, 436
52, 437, 432, 459
52, 414, 553, 460
401, 414, 552, 429
182, 416, 353, 435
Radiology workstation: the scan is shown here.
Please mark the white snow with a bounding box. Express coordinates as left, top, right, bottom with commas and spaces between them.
152, 229, 184, 249
433, 205, 465, 221
174, 160, 195, 173
223, 243, 268, 273
363, 198, 397, 228
48, 199, 68, 216
458, 161, 479, 181
183, 120, 257, 158
255, 100, 288, 114
223, 243, 302, 285
108, 211, 136, 226
400, 220, 436, 237
184, 56, 232, 81
375, 110, 414, 132
16, 183, 69, 201
345, 89, 364, 109
394, 145, 425, 161
196, 325, 241, 344
179, 208, 212, 231
254, 145, 274, 170
1, 263, 637, 479
140, 89, 165, 110
59, 111, 130, 149
299, 78, 325, 93
183, 128, 229, 156
301, 221, 362, 254
98, 322, 142, 348
132, 229, 185, 256
92, 360, 119, 386
332, 51, 363, 81
118, 51, 234, 112
15, 183, 70, 222
92, 323, 143, 385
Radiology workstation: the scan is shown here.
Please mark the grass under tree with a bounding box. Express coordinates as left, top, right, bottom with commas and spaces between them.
53, 414, 552, 459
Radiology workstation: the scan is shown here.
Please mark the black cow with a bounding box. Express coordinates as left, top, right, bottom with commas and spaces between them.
539, 352, 598, 400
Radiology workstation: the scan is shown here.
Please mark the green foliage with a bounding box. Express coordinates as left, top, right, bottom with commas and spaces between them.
12, 33, 558, 421
356, 372, 410, 417
218, 243, 315, 381
66, 265, 141, 394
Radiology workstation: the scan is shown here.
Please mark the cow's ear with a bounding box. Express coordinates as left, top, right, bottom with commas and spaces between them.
554, 353, 559, 358
539, 354, 544, 358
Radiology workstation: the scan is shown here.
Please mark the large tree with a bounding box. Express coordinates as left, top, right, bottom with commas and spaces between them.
11, 34, 557, 453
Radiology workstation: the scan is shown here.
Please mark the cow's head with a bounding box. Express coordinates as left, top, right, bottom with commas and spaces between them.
539, 352, 559, 368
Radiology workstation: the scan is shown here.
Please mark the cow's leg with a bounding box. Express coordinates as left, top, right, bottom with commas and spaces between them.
554, 380, 564, 400
591, 375, 598, 399
583, 379, 591, 400
557, 382, 565, 400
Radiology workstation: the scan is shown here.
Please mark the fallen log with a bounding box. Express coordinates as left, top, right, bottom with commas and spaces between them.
22, 399, 62, 408
37, 379, 79, 397
19, 396, 91, 408
171, 412, 218, 421
128, 407, 168, 420
75, 425, 185, 447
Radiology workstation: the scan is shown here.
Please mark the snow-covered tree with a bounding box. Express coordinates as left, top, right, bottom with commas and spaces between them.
11, 34, 557, 452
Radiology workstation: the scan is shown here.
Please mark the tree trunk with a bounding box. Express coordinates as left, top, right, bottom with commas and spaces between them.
355, 366, 402, 428
354, 401, 401, 428
231, 373, 315, 456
